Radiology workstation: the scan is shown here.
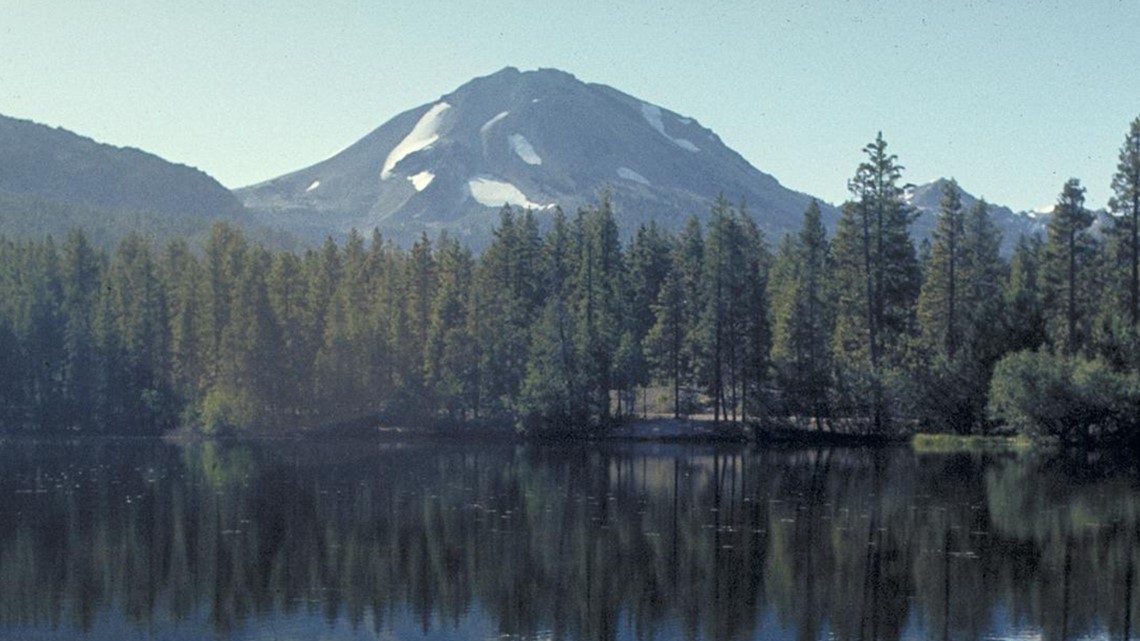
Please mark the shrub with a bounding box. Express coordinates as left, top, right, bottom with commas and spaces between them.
199, 388, 257, 434
988, 350, 1140, 445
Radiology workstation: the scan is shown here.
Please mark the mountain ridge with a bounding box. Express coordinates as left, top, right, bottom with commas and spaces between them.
0, 113, 244, 218
0, 113, 266, 247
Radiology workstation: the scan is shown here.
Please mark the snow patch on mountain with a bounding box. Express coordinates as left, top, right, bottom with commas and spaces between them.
468, 177, 549, 210
617, 167, 650, 186
673, 138, 699, 153
509, 134, 542, 165
480, 111, 509, 134
381, 102, 451, 180
409, 171, 435, 192
640, 103, 699, 152
306, 180, 321, 192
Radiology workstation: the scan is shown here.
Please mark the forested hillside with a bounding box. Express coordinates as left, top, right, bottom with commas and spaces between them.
2, 122, 1139, 442
0, 113, 294, 250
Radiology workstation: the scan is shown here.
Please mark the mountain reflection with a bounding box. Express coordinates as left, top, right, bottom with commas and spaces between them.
0, 439, 1136, 641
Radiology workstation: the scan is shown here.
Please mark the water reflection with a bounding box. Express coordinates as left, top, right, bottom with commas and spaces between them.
0, 439, 1136, 640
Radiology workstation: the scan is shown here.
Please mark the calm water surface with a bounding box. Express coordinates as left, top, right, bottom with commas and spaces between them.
0, 438, 1137, 641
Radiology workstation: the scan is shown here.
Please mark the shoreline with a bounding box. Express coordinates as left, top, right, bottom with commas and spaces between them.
4, 416, 1032, 452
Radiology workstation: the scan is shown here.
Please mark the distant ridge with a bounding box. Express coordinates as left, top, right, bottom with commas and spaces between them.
905, 177, 1111, 255
0, 114, 243, 217
0, 113, 256, 247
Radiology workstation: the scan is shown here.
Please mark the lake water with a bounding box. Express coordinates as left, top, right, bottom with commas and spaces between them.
0, 438, 1136, 641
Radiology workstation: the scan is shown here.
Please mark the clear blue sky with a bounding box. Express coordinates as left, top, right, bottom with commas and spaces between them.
2, 0, 1137, 211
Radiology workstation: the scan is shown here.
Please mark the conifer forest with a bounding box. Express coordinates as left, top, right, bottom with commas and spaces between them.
3, 122, 1140, 444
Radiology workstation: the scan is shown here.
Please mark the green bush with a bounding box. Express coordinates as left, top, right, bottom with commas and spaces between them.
199, 388, 257, 435
988, 350, 1140, 445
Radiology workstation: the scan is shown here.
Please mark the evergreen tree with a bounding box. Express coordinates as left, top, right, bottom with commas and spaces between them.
365, 233, 401, 412
914, 184, 1010, 432
697, 197, 769, 424
770, 200, 833, 422
646, 252, 686, 417
199, 223, 248, 389
1042, 179, 1096, 356
475, 207, 541, 417
302, 237, 342, 397
210, 246, 281, 430
315, 230, 373, 420
266, 250, 307, 417
425, 236, 477, 419
831, 133, 919, 431
1004, 235, 1048, 353
677, 216, 705, 411
572, 198, 623, 424
394, 233, 434, 411
622, 221, 672, 412
1108, 116, 1140, 327
918, 180, 966, 358
59, 230, 103, 428
21, 238, 66, 430
960, 198, 1006, 355
161, 238, 205, 416
737, 207, 771, 422
625, 222, 673, 346
520, 211, 585, 431
101, 234, 173, 430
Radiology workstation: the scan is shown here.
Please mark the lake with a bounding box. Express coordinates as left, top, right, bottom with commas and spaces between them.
0, 438, 1135, 641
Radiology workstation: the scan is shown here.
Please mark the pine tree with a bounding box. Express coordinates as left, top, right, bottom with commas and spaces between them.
22, 238, 66, 430
572, 197, 622, 425
199, 223, 248, 389
520, 210, 584, 431
1004, 235, 1047, 353
737, 207, 771, 422
646, 251, 687, 418
914, 184, 1010, 432
696, 197, 769, 424
698, 196, 735, 423
622, 221, 672, 411
60, 230, 103, 428
364, 232, 401, 412
425, 236, 476, 419
102, 234, 172, 430
266, 250, 307, 417
831, 133, 919, 431
918, 180, 966, 358
395, 233, 435, 410
625, 221, 673, 345
475, 207, 542, 417
770, 200, 833, 422
1042, 179, 1095, 356
215, 246, 281, 429
1108, 116, 1140, 331
677, 216, 705, 411
960, 199, 1005, 350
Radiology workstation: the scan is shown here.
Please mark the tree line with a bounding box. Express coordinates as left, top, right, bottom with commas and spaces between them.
1, 120, 1138, 439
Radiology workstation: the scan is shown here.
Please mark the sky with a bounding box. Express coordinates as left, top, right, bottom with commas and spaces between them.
1, 0, 1137, 212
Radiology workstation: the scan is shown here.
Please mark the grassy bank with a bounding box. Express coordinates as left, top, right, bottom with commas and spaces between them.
911, 433, 1034, 454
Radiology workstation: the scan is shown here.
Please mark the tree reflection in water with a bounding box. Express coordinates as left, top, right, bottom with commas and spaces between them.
0, 439, 1136, 641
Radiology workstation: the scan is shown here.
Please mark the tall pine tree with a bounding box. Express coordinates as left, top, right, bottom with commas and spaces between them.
1042, 179, 1095, 356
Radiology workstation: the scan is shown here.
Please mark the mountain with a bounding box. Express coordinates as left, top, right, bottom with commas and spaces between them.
0, 113, 259, 247
238, 67, 837, 247
905, 178, 1114, 255
905, 178, 1046, 254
